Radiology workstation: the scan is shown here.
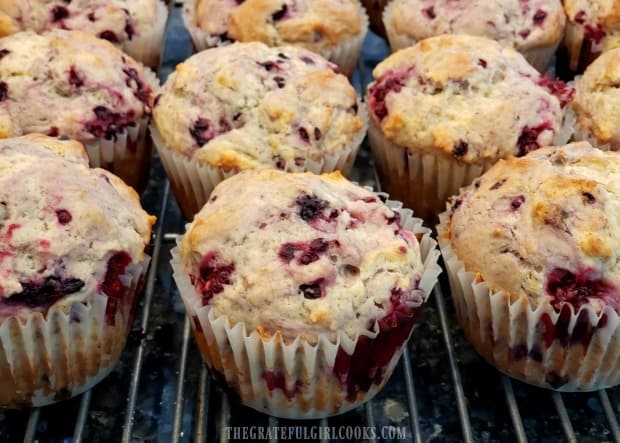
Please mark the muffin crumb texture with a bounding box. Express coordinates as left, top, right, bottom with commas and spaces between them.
448, 142, 620, 314
153, 42, 362, 170
0, 30, 153, 142
180, 170, 424, 341
367, 35, 570, 164
0, 134, 154, 320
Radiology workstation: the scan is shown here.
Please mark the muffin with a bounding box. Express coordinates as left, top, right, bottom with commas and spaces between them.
182, 0, 368, 76
563, 0, 620, 73
384, 0, 566, 72
0, 30, 158, 191
565, 47, 620, 151
361, 0, 389, 38
152, 42, 367, 220
0, 134, 155, 408
0, 0, 168, 68
171, 169, 441, 418
366, 34, 572, 222
438, 142, 620, 391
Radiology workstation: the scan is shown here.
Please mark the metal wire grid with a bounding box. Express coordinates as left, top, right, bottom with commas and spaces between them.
10, 3, 620, 442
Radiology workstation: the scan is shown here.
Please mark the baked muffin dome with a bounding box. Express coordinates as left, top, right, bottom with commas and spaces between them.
180, 169, 424, 340
0, 134, 154, 316
367, 35, 570, 165
0, 0, 168, 67
153, 42, 362, 170
0, 30, 154, 143
385, 0, 565, 70
570, 47, 620, 150
447, 142, 620, 313
182, 0, 368, 75
439, 141, 620, 391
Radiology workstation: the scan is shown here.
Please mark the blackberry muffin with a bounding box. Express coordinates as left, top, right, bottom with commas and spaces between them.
563, 0, 620, 73
566, 47, 620, 150
366, 34, 572, 222
182, 0, 368, 76
152, 42, 367, 220
0, 0, 168, 67
171, 169, 441, 418
0, 134, 155, 408
0, 30, 157, 191
384, 0, 566, 71
438, 142, 620, 391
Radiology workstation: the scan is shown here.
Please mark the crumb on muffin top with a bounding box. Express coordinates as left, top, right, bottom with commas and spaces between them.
0, 134, 155, 318
180, 169, 424, 341
0, 30, 154, 142
153, 42, 363, 171
367, 34, 572, 164
188, 0, 364, 54
445, 142, 620, 314
388, 0, 565, 50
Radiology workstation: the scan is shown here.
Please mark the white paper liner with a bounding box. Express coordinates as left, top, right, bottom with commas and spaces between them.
367, 119, 494, 223
171, 199, 441, 418
182, 0, 368, 77
384, 1, 558, 72
81, 66, 159, 192
151, 99, 368, 220
561, 83, 618, 151
0, 257, 150, 408
121, 0, 169, 68
437, 211, 620, 391
83, 117, 151, 192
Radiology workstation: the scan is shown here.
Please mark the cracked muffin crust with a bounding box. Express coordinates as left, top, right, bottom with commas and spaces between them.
172, 168, 440, 417
0, 30, 154, 143
385, 0, 565, 71
439, 142, 620, 391
152, 41, 366, 219
0, 133, 155, 407
365, 34, 571, 221
570, 47, 620, 150
0, 134, 154, 319
182, 0, 368, 75
0, 0, 168, 67
180, 169, 424, 340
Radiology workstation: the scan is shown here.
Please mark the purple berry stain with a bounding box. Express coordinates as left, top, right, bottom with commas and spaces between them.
516, 121, 553, 156
123, 67, 149, 103
6, 277, 85, 310
189, 118, 216, 146
533, 9, 547, 25
100, 251, 132, 325
423, 6, 436, 19
333, 287, 422, 400
452, 140, 468, 157
299, 278, 325, 299
279, 238, 329, 265
55, 209, 72, 224
192, 252, 235, 305
51, 6, 69, 21
0, 82, 8, 101
263, 371, 303, 399
545, 268, 619, 313
298, 127, 310, 143
368, 68, 412, 120
272, 4, 288, 21
537, 73, 575, 106
296, 194, 329, 222
0, 49, 10, 60
510, 195, 525, 210
98, 30, 119, 43
68, 66, 84, 88
85, 106, 136, 140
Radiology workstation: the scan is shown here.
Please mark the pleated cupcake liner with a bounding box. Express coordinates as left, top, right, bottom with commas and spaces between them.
437, 212, 620, 391
171, 197, 441, 418
151, 98, 368, 220
0, 257, 150, 408
82, 66, 160, 193
120, 0, 169, 68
